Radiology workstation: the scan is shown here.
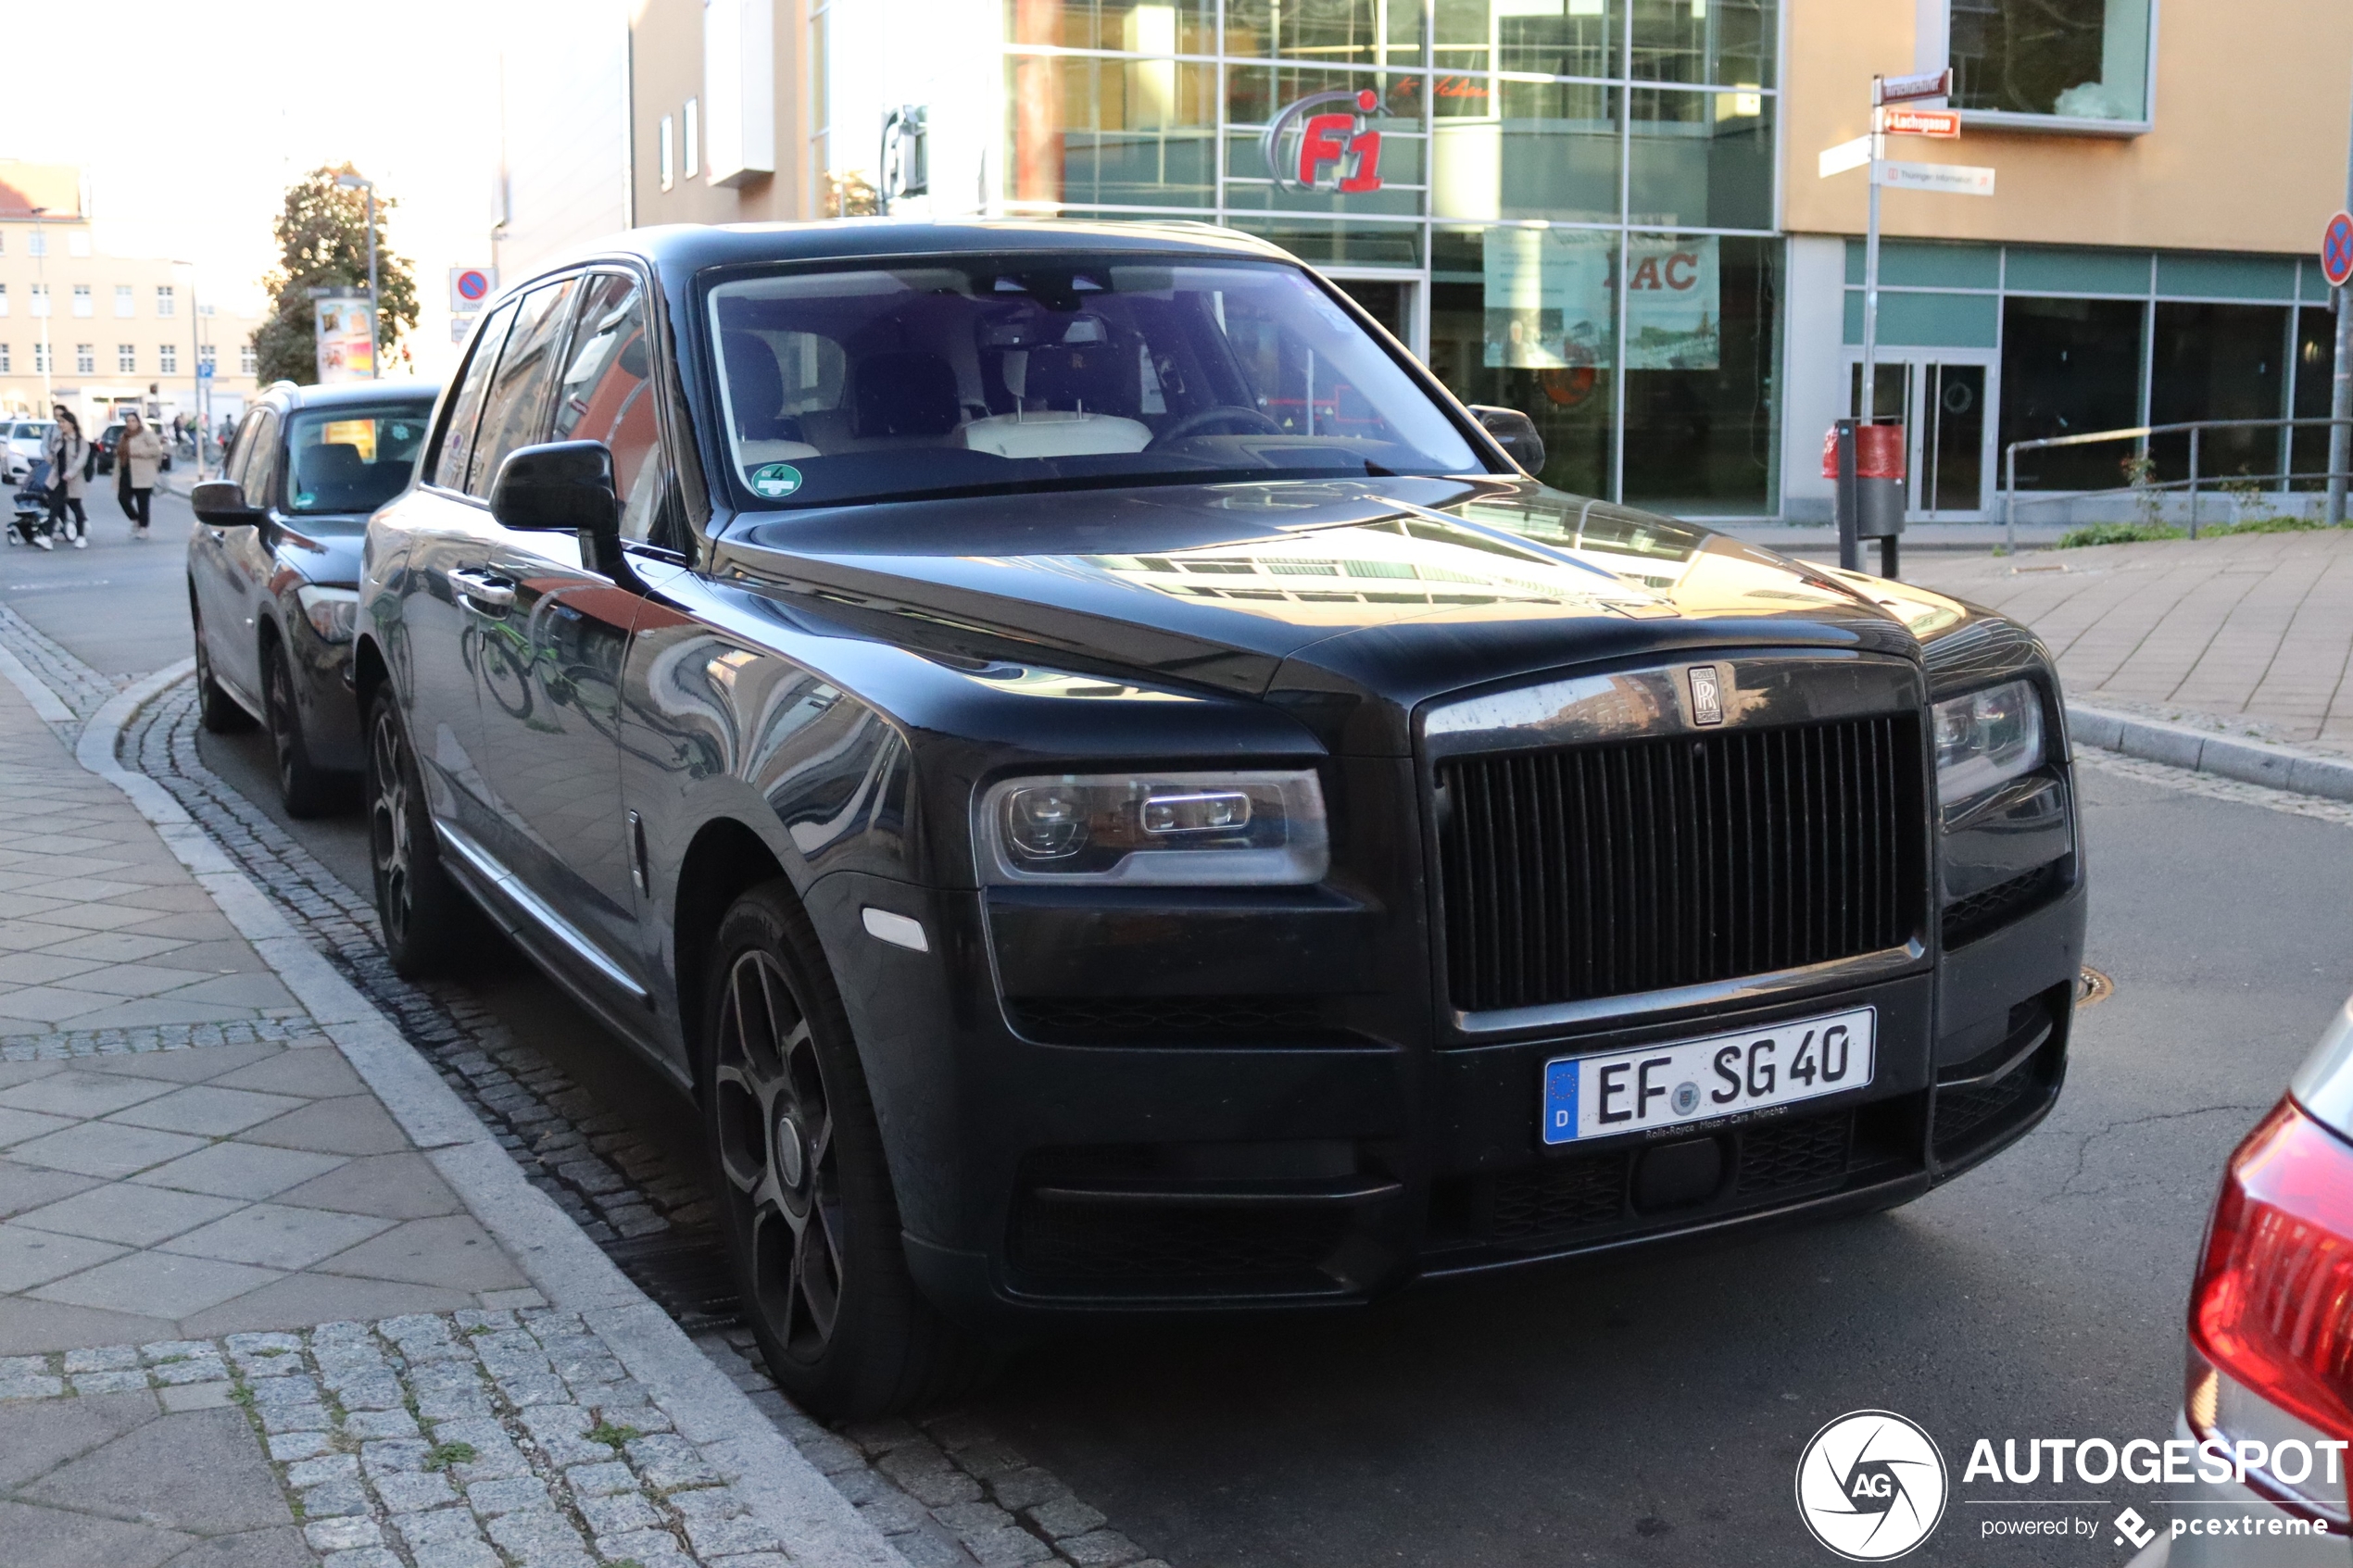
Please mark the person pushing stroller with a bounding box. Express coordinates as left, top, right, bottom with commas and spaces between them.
37, 408, 91, 550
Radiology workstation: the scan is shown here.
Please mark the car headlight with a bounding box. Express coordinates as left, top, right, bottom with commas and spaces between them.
296, 584, 359, 645
1932, 679, 2045, 807
976, 770, 1328, 885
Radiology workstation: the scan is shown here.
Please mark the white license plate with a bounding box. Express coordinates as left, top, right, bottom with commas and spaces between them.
1540, 1007, 1877, 1146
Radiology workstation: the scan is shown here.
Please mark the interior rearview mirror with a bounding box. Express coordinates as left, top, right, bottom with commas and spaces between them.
488, 441, 627, 578
191, 480, 260, 526
1470, 405, 1547, 478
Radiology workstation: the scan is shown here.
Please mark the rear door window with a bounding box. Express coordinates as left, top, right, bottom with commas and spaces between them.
466, 279, 579, 499
429, 300, 518, 493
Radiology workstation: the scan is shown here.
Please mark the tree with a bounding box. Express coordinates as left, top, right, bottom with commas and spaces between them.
253, 164, 420, 384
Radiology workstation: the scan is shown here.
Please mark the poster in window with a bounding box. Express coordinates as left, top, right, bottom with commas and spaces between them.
313, 299, 376, 383
1482, 232, 1719, 372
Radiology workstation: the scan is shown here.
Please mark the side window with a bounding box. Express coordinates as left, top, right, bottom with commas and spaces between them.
429, 300, 518, 492
221, 410, 262, 488
239, 412, 281, 510
466, 279, 578, 499
551, 272, 677, 545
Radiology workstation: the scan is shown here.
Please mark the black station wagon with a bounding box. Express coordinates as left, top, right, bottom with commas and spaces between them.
355, 220, 2085, 1416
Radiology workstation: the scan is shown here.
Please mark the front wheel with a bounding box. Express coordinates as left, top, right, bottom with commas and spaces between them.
364, 688, 483, 977
191, 594, 253, 734
703, 884, 987, 1419
264, 640, 336, 818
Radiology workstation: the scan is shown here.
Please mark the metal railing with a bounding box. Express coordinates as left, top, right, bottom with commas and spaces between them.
2002, 416, 2353, 552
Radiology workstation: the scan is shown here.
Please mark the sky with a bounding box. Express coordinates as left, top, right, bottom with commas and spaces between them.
2, 0, 528, 376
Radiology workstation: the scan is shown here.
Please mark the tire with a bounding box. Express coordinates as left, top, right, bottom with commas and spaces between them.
191, 594, 254, 734
364, 687, 482, 978
703, 884, 988, 1419
263, 639, 336, 818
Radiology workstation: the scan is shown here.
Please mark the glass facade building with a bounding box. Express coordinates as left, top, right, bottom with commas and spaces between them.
1000, 0, 1784, 514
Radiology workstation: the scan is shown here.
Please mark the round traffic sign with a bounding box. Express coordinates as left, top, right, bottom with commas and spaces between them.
2324, 212, 2353, 289
455, 269, 491, 304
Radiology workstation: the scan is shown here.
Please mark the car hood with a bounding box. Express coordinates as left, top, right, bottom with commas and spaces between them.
712, 476, 1942, 754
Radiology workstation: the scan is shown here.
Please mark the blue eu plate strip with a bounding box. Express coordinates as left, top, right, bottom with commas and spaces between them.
1541, 1059, 1579, 1146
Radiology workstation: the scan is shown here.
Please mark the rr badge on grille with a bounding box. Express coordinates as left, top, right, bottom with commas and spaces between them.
1688, 665, 1726, 725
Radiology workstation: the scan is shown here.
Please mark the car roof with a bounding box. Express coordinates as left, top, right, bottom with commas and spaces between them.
261, 380, 441, 415
508, 218, 1295, 296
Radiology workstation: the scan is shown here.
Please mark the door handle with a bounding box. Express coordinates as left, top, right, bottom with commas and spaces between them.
449, 569, 516, 612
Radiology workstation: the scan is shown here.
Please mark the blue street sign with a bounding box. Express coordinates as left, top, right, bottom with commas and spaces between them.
2324, 211, 2353, 290
196, 362, 215, 380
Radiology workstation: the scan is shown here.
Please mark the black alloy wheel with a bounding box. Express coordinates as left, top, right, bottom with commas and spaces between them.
190, 594, 253, 734
704, 884, 986, 1418
364, 689, 479, 977
263, 640, 334, 818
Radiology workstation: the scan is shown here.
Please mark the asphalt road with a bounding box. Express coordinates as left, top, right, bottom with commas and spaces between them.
11, 495, 2348, 1567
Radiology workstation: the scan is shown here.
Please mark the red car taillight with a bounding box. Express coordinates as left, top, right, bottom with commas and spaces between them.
2189, 1098, 2353, 1442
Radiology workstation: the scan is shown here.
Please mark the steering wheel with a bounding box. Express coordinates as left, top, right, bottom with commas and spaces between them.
1149, 405, 1285, 448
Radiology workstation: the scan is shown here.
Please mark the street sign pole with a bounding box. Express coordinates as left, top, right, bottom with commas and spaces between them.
1861, 85, 1883, 431
2333, 67, 2353, 525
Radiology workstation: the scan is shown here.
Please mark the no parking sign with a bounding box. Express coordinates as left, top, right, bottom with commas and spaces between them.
2323, 213, 2353, 290
448, 266, 497, 313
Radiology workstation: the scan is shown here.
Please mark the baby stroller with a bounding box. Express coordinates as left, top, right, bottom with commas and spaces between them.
10, 458, 54, 546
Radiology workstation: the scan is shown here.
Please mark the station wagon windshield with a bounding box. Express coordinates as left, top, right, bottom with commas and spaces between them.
707, 256, 1483, 508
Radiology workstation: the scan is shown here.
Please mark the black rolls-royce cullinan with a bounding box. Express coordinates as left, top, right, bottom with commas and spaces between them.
355, 220, 2084, 1416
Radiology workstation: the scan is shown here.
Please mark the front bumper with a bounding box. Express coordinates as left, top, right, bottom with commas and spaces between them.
812, 861, 2085, 1332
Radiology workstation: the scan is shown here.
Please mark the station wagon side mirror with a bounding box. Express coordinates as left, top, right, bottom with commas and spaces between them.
1470, 405, 1547, 479
489, 441, 629, 578
191, 479, 261, 526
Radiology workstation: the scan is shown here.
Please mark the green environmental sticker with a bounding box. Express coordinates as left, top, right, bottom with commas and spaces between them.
749, 462, 803, 498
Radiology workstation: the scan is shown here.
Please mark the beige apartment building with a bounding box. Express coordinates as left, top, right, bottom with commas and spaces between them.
0, 161, 259, 433
590, 0, 2353, 521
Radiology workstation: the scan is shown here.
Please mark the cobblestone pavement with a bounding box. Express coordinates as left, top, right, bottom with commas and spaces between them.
1907, 528, 2353, 757
0, 609, 1166, 1568
0, 1308, 800, 1568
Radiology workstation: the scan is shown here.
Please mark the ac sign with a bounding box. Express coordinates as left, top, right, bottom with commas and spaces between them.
1261, 88, 1386, 194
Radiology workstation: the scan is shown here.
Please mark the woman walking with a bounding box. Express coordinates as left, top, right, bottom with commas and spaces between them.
39, 408, 89, 551
115, 411, 163, 540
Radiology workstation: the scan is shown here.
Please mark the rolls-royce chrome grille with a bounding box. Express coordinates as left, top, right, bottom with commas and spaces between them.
1437, 713, 1924, 1013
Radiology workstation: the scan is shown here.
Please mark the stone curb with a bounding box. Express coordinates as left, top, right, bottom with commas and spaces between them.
2068, 702, 2353, 803
49, 660, 905, 1568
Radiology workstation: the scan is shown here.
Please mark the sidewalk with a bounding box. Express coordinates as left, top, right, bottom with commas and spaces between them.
1904, 528, 2353, 759
0, 665, 896, 1567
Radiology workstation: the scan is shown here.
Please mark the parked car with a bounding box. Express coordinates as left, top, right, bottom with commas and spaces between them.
353, 220, 2086, 1418
4, 420, 53, 485
2130, 997, 2353, 1566
188, 381, 437, 815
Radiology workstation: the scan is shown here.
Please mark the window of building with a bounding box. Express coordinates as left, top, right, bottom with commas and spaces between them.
660, 115, 674, 192
240, 343, 258, 375
1947, 0, 2152, 122
29, 284, 47, 319
28, 232, 45, 258
0, 283, 8, 318
156, 286, 175, 318
2000, 296, 2146, 489
32, 344, 47, 374
684, 98, 701, 179
114, 285, 133, 318
71, 284, 93, 318
118, 344, 136, 373
2146, 303, 2287, 483
74, 344, 94, 374
160, 343, 178, 373
198, 343, 217, 373
0, 345, 9, 374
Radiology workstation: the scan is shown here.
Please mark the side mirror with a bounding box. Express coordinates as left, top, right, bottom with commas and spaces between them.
1470, 405, 1547, 478
191, 479, 260, 526
488, 440, 630, 580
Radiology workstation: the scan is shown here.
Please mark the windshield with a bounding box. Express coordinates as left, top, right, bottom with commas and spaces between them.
283, 403, 433, 515
707, 255, 1484, 508
11, 422, 52, 443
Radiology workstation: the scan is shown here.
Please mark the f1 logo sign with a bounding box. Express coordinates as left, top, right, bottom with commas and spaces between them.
1263, 88, 1386, 194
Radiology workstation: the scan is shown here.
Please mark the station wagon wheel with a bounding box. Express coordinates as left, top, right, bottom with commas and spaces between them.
189, 592, 253, 734
264, 640, 334, 818
364, 689, 483, 978
714, 948, 844, 1363
703, 884, 988, 1418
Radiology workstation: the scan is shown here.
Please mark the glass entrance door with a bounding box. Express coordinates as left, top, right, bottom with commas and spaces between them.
1847, 353, 1996, 520
1327, 273, 1426, 360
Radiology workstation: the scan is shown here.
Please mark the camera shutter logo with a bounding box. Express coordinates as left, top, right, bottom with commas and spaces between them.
1793, 1410, 1948, 1561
